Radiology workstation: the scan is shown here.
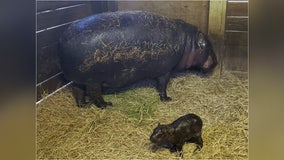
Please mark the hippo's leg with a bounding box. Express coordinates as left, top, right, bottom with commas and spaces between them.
72, 83, 89, 107
161, 142, 175, 152
169, 145, 177, 153
188, 136, 203, 152
170, 144, 183, 157
195, 136, 203, 151
150, 144, 160, 152
86, 83, 112, 108
156, 72, 172, 101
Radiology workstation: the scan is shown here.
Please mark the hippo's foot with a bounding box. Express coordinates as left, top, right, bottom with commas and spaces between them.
77, 101, 92, 108
159, 95, 172, 102
177, 150, 184, 158
193, 141, 203, 153
72, 83, 89, 108
170, 145, 183, 157
75, 97, 91, 108
169, 147, 177, 153
150, 144, 161, 152
93, 100, 112, 109
157, 72, 171, 102
189, 136, 203, 153
193, 145, 202, 153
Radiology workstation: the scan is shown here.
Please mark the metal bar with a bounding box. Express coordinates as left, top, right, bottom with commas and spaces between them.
36, 81, 73, 105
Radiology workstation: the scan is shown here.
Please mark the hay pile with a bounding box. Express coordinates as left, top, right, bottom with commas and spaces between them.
36, 71, 248, 159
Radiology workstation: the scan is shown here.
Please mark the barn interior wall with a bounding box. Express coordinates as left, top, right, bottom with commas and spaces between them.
36, 1, 110, 102
223, 0, 248, 77
117, 1, 209, 34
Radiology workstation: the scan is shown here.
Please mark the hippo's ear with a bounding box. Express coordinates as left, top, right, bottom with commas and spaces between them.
197, 32, 206, 49
158, 123, 161, 127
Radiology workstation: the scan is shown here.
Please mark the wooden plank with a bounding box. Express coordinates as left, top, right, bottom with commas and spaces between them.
228, 71, 248, 79
208, 0, 227, 40
226, 17, 248, 31
37, 24, 69, 49
227, 1, 248, 16
222, 45, 248, 72
225, 31, 248, 45
37, 3, 93, 31
117, 1, 209, 34
36, 1, 110, 48
37, 1, 83, 12
107, 1, 118, 12
37, 43, 62, 83
90, 1, 109, 13
228, 0, 248, 2
209, 42, 225, 76
36, 72, 70, 101
36, 1, 111, 102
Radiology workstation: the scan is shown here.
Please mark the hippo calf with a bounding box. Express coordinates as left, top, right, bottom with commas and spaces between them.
59, 11, 217, 108
150, 113, 203, 157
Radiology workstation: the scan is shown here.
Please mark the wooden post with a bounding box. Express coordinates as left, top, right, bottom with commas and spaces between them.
208, 0, 227, 41
208, 0, 227, 77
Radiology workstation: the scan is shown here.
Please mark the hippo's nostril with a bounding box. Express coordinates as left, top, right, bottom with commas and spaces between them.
202, 56, 212, 69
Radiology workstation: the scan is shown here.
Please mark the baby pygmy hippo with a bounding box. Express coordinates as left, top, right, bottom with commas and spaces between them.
150, 113, 203, 156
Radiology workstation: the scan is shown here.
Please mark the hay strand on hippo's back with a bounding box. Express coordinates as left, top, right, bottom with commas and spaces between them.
36, 71, 248, 159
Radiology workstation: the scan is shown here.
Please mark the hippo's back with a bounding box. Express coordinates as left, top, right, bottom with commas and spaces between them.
59, 11, 194, 88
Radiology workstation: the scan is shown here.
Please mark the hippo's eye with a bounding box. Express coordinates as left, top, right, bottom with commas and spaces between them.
198, 40, 206, 49
197, 32, 207, 49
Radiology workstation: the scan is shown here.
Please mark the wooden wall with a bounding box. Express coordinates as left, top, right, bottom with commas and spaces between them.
208, 0, 248, 77
36, 1, 112, 102
223, 0, 248, 76
117, 1, 209, 34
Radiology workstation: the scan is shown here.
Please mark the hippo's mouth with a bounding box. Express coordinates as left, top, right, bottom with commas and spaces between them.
186, 67, 213, 77
201, 68, 214, 76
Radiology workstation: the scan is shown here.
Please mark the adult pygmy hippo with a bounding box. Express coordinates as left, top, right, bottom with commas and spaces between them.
150, 113, 203, 157
59, 11, 217, 108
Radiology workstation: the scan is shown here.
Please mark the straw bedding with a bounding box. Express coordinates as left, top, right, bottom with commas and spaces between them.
36, 71, 248, 159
